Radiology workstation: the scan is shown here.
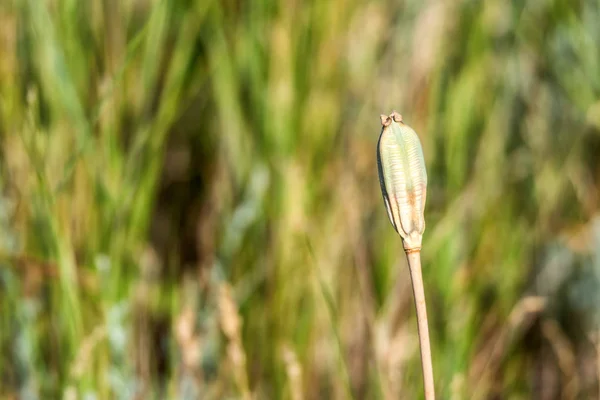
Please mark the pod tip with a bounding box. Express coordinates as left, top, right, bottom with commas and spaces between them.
380, 114, 392, 127
391, 111, 403, 123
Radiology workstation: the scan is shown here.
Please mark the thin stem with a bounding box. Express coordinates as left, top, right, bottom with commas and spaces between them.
406, 250, 435, 400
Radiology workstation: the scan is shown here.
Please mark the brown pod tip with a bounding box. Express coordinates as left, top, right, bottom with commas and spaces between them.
380, 114, 392, 127
391, 111, 403, 123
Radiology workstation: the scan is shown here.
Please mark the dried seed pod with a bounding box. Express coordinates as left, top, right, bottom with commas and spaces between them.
377, 111, 427, 251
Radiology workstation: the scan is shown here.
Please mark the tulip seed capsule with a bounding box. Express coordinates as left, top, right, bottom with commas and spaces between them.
377, 111, 428, 251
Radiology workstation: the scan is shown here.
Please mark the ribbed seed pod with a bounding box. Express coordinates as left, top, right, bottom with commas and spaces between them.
377, 111, 427, 251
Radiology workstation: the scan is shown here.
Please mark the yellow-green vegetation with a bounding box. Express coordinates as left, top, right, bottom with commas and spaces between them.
1, 0, 600, 399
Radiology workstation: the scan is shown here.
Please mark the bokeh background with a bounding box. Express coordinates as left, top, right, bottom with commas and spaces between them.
1, 0, 600, 399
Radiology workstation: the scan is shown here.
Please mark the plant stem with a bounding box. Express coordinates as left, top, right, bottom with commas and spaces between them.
406, 250, 435, 400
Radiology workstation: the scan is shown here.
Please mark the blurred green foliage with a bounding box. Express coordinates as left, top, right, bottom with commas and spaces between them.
1, 0, 600, 398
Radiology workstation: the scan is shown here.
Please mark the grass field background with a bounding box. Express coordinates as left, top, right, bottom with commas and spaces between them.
1, 0, 600, 398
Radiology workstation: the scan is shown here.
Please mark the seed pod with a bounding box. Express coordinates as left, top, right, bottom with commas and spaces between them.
377, 111, 427, 251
